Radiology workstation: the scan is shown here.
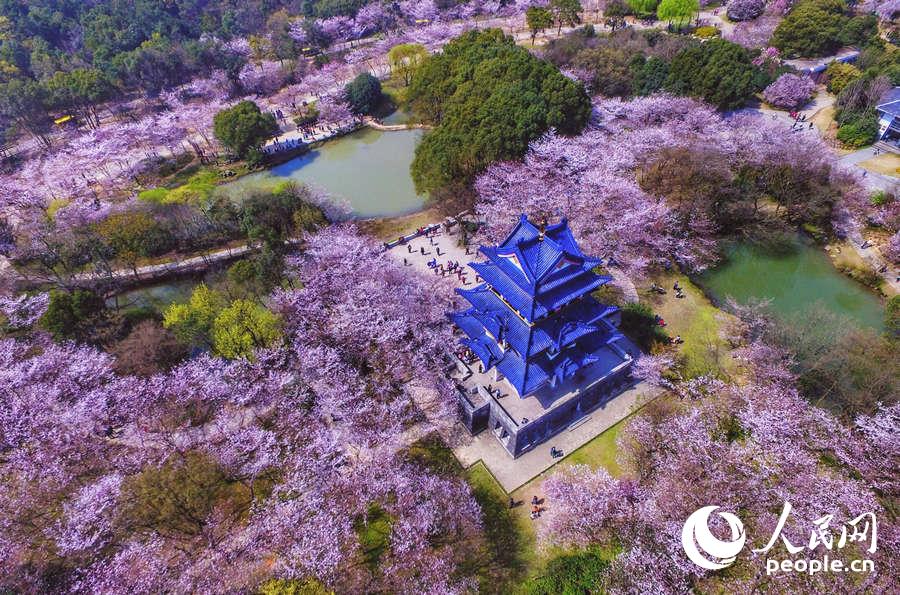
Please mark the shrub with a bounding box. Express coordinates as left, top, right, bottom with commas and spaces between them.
39, 289, 105, 342
835, 116, 878, 148
824, 61, 861, 94
694, 26, 721, 39
762, 73, 816, 109
344, 72, 383, 115
726, 0, 765, 21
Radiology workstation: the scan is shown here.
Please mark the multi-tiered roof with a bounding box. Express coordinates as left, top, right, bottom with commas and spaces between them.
451, 215, 625, 397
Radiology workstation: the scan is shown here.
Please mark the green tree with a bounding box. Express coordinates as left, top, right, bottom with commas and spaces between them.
39, 289, 106, 342
43, 68, 113, 129
408, 30, 591, 193
0, 78, 51, 147
657, 0, 699, 25
825, 61, 861, 94
551, 0, 583, 36
627, 0, 660, 18
388, 43, 428, 86
96, 210, 170, 274
771, 0, 872, 58
266, 10, 297, 64
120, 451, 249, 541
632, 56, 670, 95
240, 182, 326, 249
211, 299, 282, 359
213, 100, 279, 158
665, 39, 759, 109
526, 7, 554, 45
574, 47, 634, 96
163, 284, 227, 348
110, 33, 189, 97
344, 72, 383, 115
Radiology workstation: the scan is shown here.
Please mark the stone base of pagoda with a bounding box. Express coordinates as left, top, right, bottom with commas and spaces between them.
485, 360, 633, 458
451, 336, 638, 458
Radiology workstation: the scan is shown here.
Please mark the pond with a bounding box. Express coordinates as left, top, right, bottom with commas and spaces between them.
698, 239, 885, 330
221, 127, 426, 218
106, 277, 197, 311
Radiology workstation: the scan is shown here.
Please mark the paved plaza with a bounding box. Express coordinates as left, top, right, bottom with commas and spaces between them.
386, 221, 659, 493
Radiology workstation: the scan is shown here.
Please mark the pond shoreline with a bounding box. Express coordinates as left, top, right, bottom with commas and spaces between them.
695, 232, 886, 331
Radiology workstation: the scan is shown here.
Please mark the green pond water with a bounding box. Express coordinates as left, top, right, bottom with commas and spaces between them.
106, 277, 197, 310
221, 127, 426, 218
698, 240, 885, 330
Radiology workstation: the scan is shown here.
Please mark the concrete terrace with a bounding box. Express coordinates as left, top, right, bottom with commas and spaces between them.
385, 221, 657, 492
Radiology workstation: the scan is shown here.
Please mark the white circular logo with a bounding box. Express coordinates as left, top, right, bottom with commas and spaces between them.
681, 505, 747, 570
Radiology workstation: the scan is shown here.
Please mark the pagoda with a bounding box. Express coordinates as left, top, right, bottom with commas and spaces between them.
450, 214, 634, 457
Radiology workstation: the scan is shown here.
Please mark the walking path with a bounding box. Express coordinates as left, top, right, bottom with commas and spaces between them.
839, 147, 899, 193
9, 239, 300, 293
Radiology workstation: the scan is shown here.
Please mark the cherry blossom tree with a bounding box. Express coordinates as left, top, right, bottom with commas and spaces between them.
763, 73, 816, 109
0, 292, 49, 329
542, 343, 898, 593
726, 0, 766, 20
884, 231, 900, 266
0, 225, 476, 592
726, 14, 781, 48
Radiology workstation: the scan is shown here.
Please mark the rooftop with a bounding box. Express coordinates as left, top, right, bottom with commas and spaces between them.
877, 87, 900, 118
450, 339, 635, 424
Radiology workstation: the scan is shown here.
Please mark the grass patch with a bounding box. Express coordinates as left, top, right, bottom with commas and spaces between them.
646, 272, 735, 378
465, 463, 534, 591
517, 546, 614, 594
354, 504, 393, 571
559, 417, 627, 477
358, 208, 440, 241
857, 153, 900, 176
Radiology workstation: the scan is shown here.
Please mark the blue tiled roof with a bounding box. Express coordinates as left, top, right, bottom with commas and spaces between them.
496, 349, 549, 396
473, 215, 609, 321
451, 214, 627, 398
